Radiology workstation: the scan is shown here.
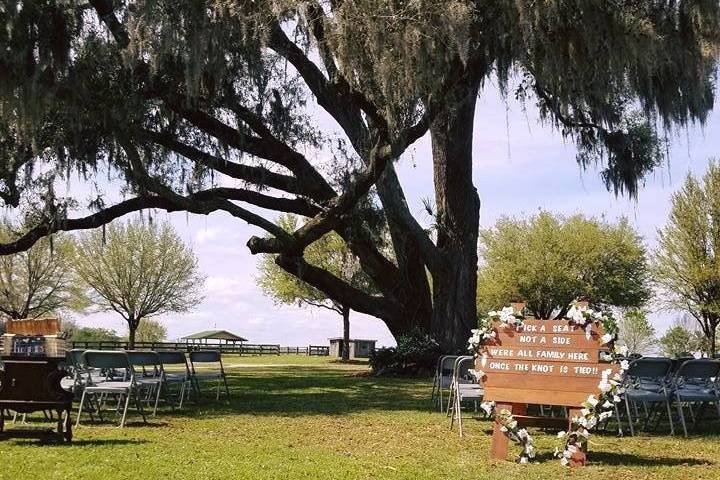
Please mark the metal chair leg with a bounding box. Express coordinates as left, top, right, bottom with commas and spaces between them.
614, 403, 624, 436
665, 400, 675, 436
152, 382, 162, 416
76, 390, 87, 427
223, 375, 230, 399
120, 392, 131, 428
676, 394, 688, 437
457, 390, 464, 438
625, 397, 635, 436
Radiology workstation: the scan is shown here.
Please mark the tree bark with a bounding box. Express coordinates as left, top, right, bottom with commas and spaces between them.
429, 79, 482, 352
128, 317, 137, 350
375, 164, 433, 332
342, 306, 351, 362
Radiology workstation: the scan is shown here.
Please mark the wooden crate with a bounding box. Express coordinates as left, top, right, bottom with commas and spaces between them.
5, 318, 61, 336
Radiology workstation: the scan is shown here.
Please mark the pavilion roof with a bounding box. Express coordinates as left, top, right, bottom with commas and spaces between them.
181, 330, 248, 342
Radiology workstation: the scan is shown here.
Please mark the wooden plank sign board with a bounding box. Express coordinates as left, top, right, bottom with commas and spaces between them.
479, 318, 618, 407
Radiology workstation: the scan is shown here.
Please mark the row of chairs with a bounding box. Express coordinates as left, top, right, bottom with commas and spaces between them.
65, 349, 230, 428
432, 355, 720, 438
620, 357, 720, 437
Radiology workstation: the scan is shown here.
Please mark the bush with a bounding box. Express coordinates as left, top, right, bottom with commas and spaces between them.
370, 329, 442, 375
369, 347, 398, 373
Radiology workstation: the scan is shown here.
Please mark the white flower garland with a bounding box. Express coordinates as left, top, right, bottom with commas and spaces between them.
468, 302, 629, 465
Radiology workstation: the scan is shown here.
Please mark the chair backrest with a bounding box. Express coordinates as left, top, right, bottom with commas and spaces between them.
66, 349, 86, 367
439, 355, 459, 377
190, 350, 222, 363
671, 356, 695, 371
156, 350, 188, 366
127, 350, 162, 370
82, 350, 130, 370
190, 350, 224, 375
627, 357, 672, 379
452, 355, 475, 382
676, 359, 720, 380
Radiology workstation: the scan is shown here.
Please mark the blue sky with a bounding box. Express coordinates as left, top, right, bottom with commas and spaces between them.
76, 81, 720, 347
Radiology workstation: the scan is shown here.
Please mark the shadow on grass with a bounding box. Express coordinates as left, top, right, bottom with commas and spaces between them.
157, 366, 433, 419
516, 450, 713, 467
10, 438, 149, 447
590, 451, 714, 467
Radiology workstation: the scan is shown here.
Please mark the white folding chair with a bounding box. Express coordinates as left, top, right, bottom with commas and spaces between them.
127, 351, 164, 416
431, 355, 458, 412
76, 350, 147, 428
156, 350, 193, 408
189, 350, 230, 401
448, 356, 484, 437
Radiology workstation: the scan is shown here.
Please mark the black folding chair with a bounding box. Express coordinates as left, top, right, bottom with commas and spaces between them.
672, 359, 720, 437
622, 357, 674, 435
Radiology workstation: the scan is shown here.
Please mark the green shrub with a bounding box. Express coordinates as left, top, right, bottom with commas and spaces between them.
370, 329, 441, 375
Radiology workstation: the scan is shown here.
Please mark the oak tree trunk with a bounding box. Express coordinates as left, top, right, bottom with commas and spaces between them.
430, 80, 481, 352
375, 164, 433, 332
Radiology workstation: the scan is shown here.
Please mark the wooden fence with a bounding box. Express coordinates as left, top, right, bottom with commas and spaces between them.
69, 341, 329, 356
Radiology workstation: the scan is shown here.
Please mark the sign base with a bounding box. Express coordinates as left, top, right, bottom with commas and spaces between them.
490, 403, 586, 466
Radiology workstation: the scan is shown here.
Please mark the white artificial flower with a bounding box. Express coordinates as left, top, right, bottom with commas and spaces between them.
598, 380, 612, 393
599, 411, 613, 421
480, 353, 488, 367
560, 457, 569, 466
615, 344, 629, 356
480, 401, 495, 416
580, 408, 590, 417
600, 333, 614, 345
620, 360, 630, 371
526, 447, 536, 459
586, 395, 599, 407
613, 394, 622, 403
602, 400, 614, 409
585, 324, 593, 340
500, 426, 508, 432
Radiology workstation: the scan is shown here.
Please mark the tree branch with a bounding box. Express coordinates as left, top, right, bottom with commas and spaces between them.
274, 254, 403, 321
142, 130, 307, 196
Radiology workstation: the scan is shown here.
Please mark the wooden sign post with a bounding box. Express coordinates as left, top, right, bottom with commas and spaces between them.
479, 314, 617, 465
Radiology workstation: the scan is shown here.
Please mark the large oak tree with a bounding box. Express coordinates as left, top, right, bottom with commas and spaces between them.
0, 1, 718, 350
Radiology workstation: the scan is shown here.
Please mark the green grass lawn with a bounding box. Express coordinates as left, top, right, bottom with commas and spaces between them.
1, 355, 718, 480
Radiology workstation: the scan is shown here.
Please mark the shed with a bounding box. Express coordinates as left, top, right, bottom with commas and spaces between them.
328, 338, 377, 359
182, 330, 248, 345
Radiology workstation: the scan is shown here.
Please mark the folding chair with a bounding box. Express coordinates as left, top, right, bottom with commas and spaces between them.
672, 359, 720, 437
76, 350, 147, 428
622, 357, 675, 436
189, 350, 230, 401
156, 350, 193, 408
431, 355, 458, 412
61, 349, 88, 397
126, 351, 164, 416
448, 356, 484, 437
